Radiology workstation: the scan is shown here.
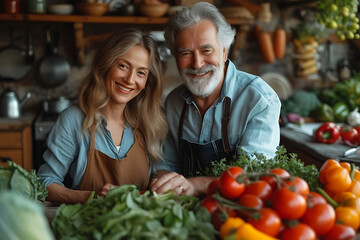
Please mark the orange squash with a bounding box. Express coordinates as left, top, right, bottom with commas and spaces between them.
258, 31, 275, 63
273, 27, 287, 59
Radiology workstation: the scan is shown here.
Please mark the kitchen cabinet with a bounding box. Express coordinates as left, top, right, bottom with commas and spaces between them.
0, 13, 254, 64
0, 114, 35, 171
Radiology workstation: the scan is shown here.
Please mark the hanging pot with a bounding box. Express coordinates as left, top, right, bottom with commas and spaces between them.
42, 96, 71, 115
0, 30, 35, 82
35, 30, 71, 88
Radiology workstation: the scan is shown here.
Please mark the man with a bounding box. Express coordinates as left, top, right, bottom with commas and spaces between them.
150, 2, 281, 197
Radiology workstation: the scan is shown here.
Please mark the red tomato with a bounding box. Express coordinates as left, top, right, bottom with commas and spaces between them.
272, 187, 307, 220
236, 194, 263, 219
207, 178, 220, 196
244, 180, 272, 202
260, 168, 290, 190
247, 207, 282, 237
200, 196, 219, 214
340, 127, 358, 144
284, 176, 310, 197
301, 203, 336, 236
281, 223, 316, 240
219, 166, 246, 199
306, 191, 327, 207
322, 223, 356, 240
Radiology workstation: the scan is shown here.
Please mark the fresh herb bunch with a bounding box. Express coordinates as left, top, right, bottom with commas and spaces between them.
203, 146, 322, 191
52, 185, 216, 240
315, 0, 360, 40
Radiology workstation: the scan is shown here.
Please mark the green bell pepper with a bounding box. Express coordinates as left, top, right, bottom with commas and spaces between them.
333, 102, 350, 123
310, 103, 334, 122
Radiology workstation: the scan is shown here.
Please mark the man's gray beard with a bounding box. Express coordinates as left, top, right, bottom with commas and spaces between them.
180, 63, 223, 98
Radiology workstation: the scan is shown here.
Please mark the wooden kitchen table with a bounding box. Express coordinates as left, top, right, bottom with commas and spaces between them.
280, 123, 360, 170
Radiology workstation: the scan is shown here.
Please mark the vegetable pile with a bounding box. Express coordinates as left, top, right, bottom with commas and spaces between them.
52, 185, 216, 240
0, 191, 55, 240
314, 121, 360, 146
201, 158, 360, 240
0, 161, 47, 201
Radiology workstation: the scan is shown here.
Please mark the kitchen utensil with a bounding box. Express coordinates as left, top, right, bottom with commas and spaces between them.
42, 96, 71, 115
0, 87, 31, 118
0, 29, 34, 82
344, 146, 360, 157
35, 30, 71, 88
260, 72, 292, 100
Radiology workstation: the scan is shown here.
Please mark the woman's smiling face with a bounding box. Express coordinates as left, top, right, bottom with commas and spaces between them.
106, 45, 150, 105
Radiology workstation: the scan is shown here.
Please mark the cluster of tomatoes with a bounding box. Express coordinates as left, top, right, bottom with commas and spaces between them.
201, 166, 357, 240
315, 122, 360, 146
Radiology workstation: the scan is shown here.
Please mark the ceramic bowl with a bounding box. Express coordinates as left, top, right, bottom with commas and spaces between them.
48, 4, 75, 15
139, 3, 169, 17
77, 2, 109, 16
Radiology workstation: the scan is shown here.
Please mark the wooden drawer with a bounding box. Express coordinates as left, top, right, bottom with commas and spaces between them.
0, 131, 22, 149
0, 149, 22, 168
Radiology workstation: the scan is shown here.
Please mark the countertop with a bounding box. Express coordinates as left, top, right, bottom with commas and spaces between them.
280, 123, 360, 169
0, 112, 37, 130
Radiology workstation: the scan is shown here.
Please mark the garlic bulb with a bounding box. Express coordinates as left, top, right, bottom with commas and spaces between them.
347, 107, 360, 126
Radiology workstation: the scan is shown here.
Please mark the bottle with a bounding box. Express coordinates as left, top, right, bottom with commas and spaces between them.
337, 59, 351, 81
28, 0, 47, 14
3, 0, 19, 14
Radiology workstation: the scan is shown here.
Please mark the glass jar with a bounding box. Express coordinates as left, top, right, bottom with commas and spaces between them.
28, 0, 46, 14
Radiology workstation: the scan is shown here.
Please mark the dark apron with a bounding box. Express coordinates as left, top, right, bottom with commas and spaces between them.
178, 97, 233, 176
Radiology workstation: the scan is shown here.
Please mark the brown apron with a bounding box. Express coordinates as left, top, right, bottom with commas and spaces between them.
78, 127, 149, 191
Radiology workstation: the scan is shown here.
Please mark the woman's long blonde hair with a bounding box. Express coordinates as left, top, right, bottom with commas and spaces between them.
78, 28, 168, 163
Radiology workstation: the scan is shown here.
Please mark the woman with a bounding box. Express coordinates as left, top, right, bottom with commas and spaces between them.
37, 29, 168, 204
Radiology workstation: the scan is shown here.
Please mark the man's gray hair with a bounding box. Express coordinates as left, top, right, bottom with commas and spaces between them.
164, 2, 236, 55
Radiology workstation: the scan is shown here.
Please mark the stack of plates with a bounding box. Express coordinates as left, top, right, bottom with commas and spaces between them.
260, 72, 292, 100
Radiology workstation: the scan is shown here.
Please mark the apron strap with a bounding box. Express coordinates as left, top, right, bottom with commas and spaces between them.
178, 101, 187, 141
221, 97, 231, 153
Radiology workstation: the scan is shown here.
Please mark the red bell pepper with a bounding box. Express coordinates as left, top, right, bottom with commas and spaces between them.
314, 122, 340, 144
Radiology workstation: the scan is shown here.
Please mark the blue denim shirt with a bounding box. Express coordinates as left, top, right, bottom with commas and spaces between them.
37, 106, 143, 189
157, 60, 281, 173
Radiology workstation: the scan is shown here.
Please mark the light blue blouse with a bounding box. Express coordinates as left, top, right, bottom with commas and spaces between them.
37, 106, 139, 189
157, 60, 281, 173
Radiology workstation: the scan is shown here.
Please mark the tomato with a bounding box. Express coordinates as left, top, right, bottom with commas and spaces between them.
260, 168, 290, 190
322, 223, 356, 240
247, 208, 282, 237
272, 187, 307, 220
340, 127, 358, 144
281, 223, 316, 240
283, 176, 310, 197
200, 195, 219, 214
244, 180, 272, 202
236, 194, 263, 219
207, 178, 220, 196
220, 166, 246, 200
306, 191, 327, 207
301, 203, 335, 236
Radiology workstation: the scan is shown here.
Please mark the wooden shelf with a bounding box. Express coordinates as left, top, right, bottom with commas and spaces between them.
0, 13, 254, 25
0, 13, 254, 65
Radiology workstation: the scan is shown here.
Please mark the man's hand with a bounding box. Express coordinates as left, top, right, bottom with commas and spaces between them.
150, 172, 195, 196
150, 171, 216, 197
95, 183, 118, 197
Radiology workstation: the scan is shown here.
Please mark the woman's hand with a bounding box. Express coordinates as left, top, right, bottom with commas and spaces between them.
95, 183, 118, 197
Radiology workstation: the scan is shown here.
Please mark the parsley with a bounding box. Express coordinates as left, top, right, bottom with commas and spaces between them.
203, 146, 322, 191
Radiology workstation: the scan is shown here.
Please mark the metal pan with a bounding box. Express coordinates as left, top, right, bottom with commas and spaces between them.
0, 30, 35, 82
35, 30, 70, 88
